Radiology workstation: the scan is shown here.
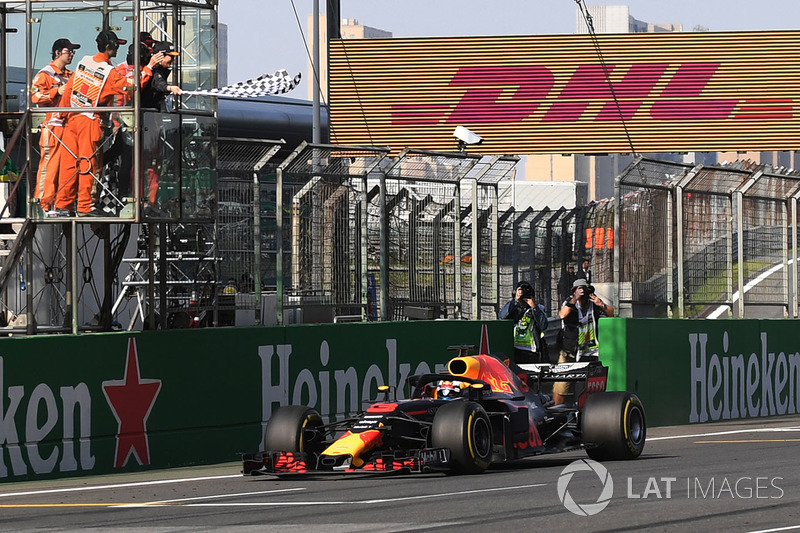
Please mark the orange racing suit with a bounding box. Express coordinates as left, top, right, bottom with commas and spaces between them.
57, 52, 130, 214
31, 62, 72, 211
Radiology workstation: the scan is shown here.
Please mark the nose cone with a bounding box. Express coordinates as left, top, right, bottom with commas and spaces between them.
321, 429, 383, 467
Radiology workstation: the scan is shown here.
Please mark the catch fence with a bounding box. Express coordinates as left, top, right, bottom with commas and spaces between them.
214, 140, 619, 323
209, 145, 800, 325
616, 157, 800, 318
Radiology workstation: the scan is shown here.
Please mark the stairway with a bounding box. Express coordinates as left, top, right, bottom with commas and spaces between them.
0, 217, 32, 289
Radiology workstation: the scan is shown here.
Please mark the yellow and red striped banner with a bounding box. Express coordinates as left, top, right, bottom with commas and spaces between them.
330, 31, 800, 154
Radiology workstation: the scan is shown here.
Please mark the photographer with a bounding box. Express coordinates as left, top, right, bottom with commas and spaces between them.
554, 278, 614, 405
499, 281, 549, 364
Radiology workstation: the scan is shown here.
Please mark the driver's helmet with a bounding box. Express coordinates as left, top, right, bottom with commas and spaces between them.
436, 380, 463, 399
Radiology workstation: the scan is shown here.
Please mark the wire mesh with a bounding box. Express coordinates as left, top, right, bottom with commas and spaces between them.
497, 206, 602, 317
260, 171, 307, 289
618, 157, 693, 190
747, 171, 800, 200
683, 166, 750, 195
385, 149, 480, 183
216, 138, 282, 311
615, 157, 800, 318
583, 200, 614, 284
738, 171, 800, 311
262, 149, 800, 322
739, 197, 786, 308
465, 155, 520, 184
290, 176, 360, 306
554, 209, 577, 309
218, 178, 255, 297
280, 143, 391, 178
276, 146, 515, 321
378, 179, 462, 319
459, 206, 474, 321
499, 207, 538, 308
539, 208, 565, 315
681, 190, 732, 314
618, 187, 672, 306
476, 187, 497, 320
217, 138, 282, 173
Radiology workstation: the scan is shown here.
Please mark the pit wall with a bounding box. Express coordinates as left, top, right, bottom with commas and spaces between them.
2, 318, 798, 483
0, 321, 508, 482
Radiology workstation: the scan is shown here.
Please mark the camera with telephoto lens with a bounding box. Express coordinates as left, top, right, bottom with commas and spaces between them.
519, 284, 534, 299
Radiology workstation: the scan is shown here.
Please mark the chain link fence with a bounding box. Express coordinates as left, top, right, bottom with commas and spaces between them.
208, 140, 617, 324
616, 156, 800, 318
208, 146, 800, 325
267, 145, 521, 322
496, 202, 614, 317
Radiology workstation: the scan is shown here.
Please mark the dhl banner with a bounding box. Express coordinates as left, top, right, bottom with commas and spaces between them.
329, 31, 800, 154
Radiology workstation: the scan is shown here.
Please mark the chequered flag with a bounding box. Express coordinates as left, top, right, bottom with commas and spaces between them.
182, 70, 302, 98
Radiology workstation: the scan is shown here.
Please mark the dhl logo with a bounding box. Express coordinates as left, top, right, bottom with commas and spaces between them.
391, 63, 792, 125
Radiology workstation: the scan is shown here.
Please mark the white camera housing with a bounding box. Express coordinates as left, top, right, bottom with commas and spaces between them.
453, 125, 484, 146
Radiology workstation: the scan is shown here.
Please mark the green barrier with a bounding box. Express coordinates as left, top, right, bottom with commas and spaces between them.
0, 321, 509, 482
9, 316, 792, 482
601, 318, 800, 427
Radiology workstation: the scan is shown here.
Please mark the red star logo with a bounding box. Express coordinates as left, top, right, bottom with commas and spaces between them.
102, 338, 162, 468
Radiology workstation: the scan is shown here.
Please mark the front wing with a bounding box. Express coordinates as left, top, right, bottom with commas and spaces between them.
243, 447, 451, 476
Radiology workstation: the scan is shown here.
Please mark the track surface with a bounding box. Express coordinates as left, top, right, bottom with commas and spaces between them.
1, 416, 799, 532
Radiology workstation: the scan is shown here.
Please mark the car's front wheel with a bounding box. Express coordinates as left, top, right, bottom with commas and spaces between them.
581, 391, 646, 461
263, 405, 325, 453
431, 401, 492, 474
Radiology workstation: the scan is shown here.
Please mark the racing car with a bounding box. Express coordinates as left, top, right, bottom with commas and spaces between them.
243, 346, 645, 476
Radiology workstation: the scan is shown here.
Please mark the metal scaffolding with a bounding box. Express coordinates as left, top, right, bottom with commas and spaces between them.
0, 0, 220, 333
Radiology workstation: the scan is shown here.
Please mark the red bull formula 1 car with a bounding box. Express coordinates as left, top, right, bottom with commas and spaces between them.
243, 346, 645, 476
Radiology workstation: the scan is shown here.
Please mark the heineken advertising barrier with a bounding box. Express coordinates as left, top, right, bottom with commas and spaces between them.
3, 318, 798, 482
0, 320, 508, 482
602, 318, 800, 427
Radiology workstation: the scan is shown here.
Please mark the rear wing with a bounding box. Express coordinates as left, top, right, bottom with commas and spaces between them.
516, 361, 609, 405
516, 361, 608, 382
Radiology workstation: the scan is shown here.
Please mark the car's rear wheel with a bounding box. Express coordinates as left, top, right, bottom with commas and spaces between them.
431, 401, 492, 474
581, 391, 646, 461
264, 405, 325, 453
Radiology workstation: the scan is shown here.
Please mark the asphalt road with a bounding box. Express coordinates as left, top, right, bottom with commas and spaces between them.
1, 416, 799, 532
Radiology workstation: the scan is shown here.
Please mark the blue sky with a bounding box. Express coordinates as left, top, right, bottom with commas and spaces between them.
219, 1, 800, 85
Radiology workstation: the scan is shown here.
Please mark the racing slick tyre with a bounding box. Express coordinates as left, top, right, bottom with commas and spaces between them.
431, 401, 493, 474
581, 391, 646, 461
263, 405, 325, 454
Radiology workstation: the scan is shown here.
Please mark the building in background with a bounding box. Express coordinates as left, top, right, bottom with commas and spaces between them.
575, 4, 682, 34
218, 22, 228, 86
499, 180, 589, 212
307, 16, 392, 101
